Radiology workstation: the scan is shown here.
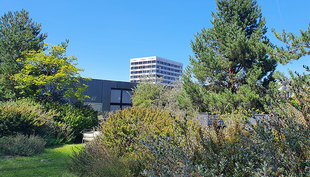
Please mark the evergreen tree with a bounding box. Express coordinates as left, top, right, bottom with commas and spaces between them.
267, 23, 310, 128
0, 9, 47, 101
183, 0, 277, 113
271, 23, 310, 65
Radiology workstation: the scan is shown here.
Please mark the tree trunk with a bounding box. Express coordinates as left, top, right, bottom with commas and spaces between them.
228, 66, 235, 93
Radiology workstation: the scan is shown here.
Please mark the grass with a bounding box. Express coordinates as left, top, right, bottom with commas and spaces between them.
0, 144, 82, 177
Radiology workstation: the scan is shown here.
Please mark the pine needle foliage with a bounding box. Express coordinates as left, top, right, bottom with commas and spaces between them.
183, 0, 277, 113
271, 23, 310, 64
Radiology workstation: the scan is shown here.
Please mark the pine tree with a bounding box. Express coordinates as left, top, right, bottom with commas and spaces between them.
267, 23, 310, 128
0, 9, 47, 101
183, 0, 277, 113
271, 23, 310, 64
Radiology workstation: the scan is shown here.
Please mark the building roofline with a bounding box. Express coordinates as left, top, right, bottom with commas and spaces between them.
130, 56, 183, 66
85, 78, 136, 84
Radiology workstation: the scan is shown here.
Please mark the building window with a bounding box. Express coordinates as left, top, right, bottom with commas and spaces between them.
122, 90, 132, 104
110, 88, 133, 112
110, 105, 121, 112
110, 89, 121, 103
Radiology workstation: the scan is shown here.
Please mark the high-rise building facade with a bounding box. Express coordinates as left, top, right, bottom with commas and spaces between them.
130, 56, 183, 85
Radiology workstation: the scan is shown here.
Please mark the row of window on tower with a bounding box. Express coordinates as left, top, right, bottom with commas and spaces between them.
131, 65, 182, 73
131, 70, 181, 77
156, 61, 182, 69
131, 70, 156, 74
130, 74, 176, 80
156, 66, 182, 73
131, 60, 156, 65
130, 80, 172, 84
131, 65, 156, 70
156, 70, 180, 77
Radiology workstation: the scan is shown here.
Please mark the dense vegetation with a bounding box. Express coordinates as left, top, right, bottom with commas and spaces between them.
68, 107, 187, 176
68, 0, 310, 176
2, 0, 310, 176
0, 9, 98, 155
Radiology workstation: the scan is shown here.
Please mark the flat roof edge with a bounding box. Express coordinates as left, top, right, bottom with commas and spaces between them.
130, 56, 183, 65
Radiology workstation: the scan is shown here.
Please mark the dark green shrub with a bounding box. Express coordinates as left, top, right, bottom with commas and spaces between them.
0, 134, 45, 156
39, 119, 74, 146
41, 101, 98, 141
0, 99, 74, 146
0, 99, 51, 137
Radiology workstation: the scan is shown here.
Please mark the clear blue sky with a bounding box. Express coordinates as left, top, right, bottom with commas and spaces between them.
1, 0, 309, 81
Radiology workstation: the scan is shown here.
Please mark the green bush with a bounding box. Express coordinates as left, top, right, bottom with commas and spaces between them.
39, 118, 74, 146
41, 101, 98, 141
0, 99, 51, 137
100, 106, 180, 176
0, 134, 45, 156
69, 106, 184, 176
0, 99, 74, 146
100, 106, 176, 156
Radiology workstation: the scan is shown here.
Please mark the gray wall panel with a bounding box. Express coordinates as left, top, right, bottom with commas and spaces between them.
84, 79, 137, 112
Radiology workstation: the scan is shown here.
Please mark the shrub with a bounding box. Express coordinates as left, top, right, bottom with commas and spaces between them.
142, 114, 207, 176
0, 99, 74, 146
0, 99, 52, 137
67, 140, 130, 177
100, 106, 180, 176
69, 106, 185, 176
39, 118, 74, 146
0, 134, 46, 156
100, 107, 178, 156
41, 101, 98, 141
143, 112, 310, 176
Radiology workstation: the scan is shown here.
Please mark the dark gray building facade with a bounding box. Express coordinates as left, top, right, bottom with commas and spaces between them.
82, 79, 137, 113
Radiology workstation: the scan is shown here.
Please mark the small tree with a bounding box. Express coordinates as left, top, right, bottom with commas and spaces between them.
132, 78, 196, 116
132, 78, 166, 108
0, 9, 47, 101
12, 41, 89, 102
183, 0, 277, 113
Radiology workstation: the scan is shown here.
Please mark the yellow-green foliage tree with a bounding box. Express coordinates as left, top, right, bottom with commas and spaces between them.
12, 41, 89, 102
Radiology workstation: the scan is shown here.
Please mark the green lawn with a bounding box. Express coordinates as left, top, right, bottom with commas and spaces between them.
0, 144, 82, 177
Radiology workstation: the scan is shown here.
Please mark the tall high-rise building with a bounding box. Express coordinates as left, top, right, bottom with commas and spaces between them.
130, 56, 183, 85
